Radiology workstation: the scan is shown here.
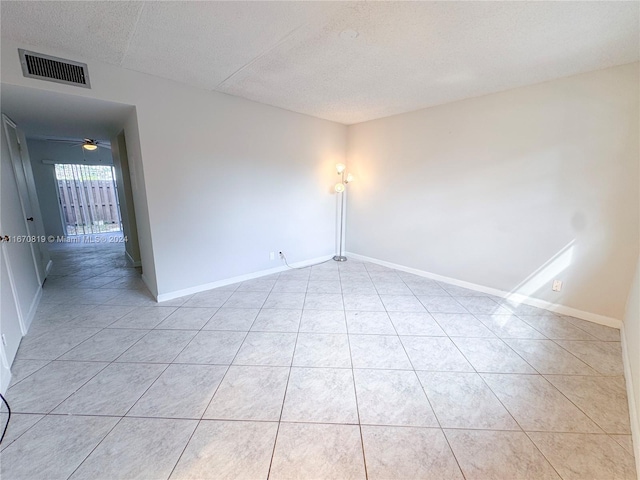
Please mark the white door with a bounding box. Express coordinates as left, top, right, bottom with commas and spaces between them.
2, 115, 46, 284
1, 249, 23, 391
1, 114, 43, 384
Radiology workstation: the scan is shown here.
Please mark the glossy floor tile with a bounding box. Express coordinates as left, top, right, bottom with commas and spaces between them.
0, 415, 119, 480
353, 369, 438, 427
529, 432, 637, 480
129, 364, 227, 419
281, 367, 359, 424
52, 362, 166, 416
445, 429, 561, 479
481, 373, 602, 433
269, 423, 366, 479
361, 426, 463, 479
69, 417, 198, 480
292, 333, 351, 368
2, 240, 636, 479
169, 420, 278, 480
204, 365, 289, 421
417, 371, 519, 430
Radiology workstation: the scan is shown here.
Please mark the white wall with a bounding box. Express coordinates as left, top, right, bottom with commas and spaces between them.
120, 109, 157, 294
133, 89, 346, 296
624, 258, 640, 461
347, 63, 639, 320
27, 138, 114, 237
1, 38, 347, 298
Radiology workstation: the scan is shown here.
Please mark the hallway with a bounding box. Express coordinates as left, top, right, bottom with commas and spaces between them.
1, 238, 637, 479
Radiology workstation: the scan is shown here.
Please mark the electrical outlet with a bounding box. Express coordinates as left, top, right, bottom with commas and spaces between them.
552, 279, 563, 292
269, 252, 275, 261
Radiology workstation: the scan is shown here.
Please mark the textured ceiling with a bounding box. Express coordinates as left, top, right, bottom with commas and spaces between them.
1, 1, 638, 124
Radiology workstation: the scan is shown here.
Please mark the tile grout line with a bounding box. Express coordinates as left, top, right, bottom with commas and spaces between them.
469, 363, 585, 479
53, 312, 181, 478
38, 259, 251, 478
340, 262, 370, 480
166, 273, 278, 480
496, 315, 628, 435
366, 262, 468, 480
433, 298, 564, 479
32, 252, 153, 479
11, 251, 635, 479
265, 267, 310, 479
34, 411, 628, 435
380, 267, 602, 477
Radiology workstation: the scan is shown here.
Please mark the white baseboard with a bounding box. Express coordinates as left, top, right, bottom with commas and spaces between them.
125, 251, 142, 268
346, 252, 622, 329
156, 255, 334, 303
21, 286, 42, 334
621, 325, 640, 473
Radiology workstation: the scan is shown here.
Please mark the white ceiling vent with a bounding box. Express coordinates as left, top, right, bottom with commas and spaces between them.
18, 49, 91, 89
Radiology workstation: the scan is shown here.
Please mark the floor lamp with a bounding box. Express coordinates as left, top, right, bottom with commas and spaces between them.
333, 163, 353, 262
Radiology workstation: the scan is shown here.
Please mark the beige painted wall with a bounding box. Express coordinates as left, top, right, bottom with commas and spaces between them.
347, 63, 639, 320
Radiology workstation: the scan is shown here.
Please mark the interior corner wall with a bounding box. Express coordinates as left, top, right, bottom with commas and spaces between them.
110, 129, 141, 268
1, 39, 347, 298
346, 62, 640, 320
123, 111, 154, 284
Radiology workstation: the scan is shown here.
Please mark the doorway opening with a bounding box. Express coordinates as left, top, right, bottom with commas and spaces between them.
54, 163, 123, 236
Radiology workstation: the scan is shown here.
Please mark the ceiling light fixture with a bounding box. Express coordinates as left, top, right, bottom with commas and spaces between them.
82, 143, 98, 151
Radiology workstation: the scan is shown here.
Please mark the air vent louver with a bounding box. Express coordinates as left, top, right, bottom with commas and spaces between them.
18, 49, 91, 89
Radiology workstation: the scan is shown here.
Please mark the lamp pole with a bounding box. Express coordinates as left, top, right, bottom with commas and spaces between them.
333, 164, 351, 262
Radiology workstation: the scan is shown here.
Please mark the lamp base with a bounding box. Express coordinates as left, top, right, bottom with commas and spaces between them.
333, 255, 348, 262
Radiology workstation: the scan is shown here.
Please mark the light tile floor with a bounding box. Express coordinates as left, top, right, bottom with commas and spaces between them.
1, 240, 637, 479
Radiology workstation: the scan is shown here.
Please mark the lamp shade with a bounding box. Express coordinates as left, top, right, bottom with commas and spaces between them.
336, 163, 346, 174
334, 183, 345, 193
346, 173, 354, 183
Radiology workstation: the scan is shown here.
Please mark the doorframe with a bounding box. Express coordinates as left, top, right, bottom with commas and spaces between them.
50, 161, 125, 237
2, 114, 44, 285
18, 129, 53, 277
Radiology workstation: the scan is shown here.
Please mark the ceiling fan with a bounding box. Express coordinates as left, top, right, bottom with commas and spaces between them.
45, 138, 110, 151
